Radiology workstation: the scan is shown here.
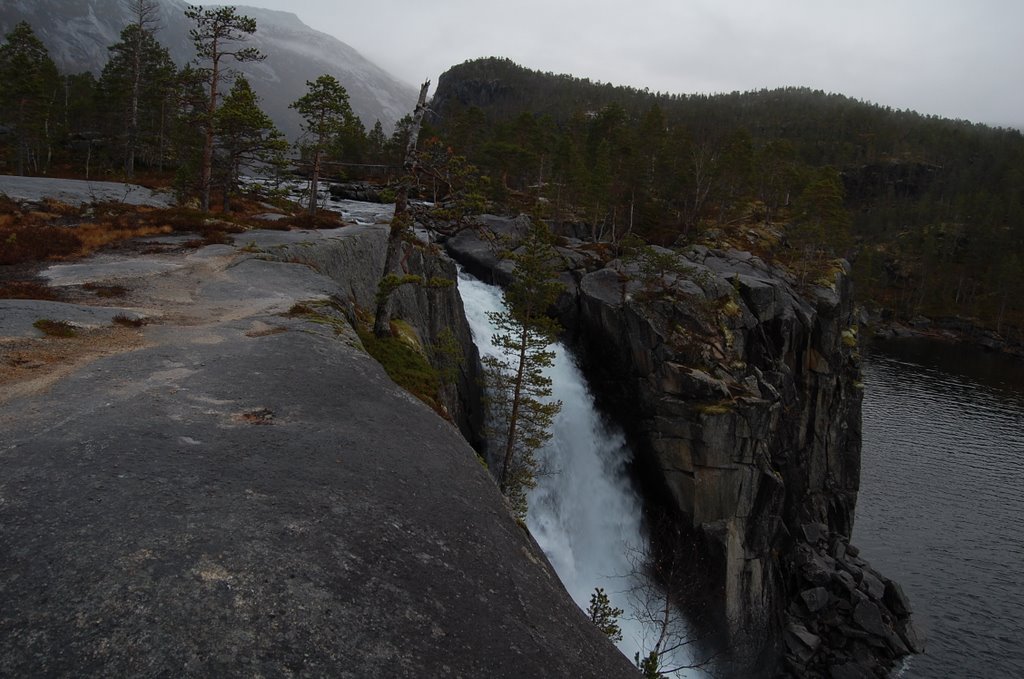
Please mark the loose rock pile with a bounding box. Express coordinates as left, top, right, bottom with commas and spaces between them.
781, 524, 924, 678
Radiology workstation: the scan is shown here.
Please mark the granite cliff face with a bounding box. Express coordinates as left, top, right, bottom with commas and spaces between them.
259, 227, 484, 447
445, 217, 920, 677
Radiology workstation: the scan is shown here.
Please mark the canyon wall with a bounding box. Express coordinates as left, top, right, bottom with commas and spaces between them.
446, 218, 921, 677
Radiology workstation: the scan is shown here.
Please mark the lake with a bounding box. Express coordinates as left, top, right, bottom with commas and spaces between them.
855, 339, 1024, 678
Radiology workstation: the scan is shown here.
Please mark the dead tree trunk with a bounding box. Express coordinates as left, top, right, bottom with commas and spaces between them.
373, 79, 430, 338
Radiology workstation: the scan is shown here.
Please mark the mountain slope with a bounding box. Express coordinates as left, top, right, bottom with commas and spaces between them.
0, 0, 417, 139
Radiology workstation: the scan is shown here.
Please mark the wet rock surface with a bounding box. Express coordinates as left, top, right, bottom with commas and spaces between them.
1, 223, 635, 677
445, 217, 918, 678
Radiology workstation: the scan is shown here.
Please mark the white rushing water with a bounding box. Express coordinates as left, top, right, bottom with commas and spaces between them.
458, 270, 699, 670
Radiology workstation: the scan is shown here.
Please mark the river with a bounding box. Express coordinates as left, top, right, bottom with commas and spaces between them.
855, 339, 1024, 678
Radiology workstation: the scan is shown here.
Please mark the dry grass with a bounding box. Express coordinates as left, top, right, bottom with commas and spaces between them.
0, 192, 289, 266
33, 319, 78, 338
70, 222, 174, 257
0, 186, 313, 267
112, 314, 145, 328
0, 281, 61, 300
82, 282, 128, 298
276, 212, 345, 230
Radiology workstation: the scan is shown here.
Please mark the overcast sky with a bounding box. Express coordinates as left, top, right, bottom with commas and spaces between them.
198, 0, 1023, 128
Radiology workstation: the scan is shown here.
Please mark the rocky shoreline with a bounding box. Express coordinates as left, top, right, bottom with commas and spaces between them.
781, 523, 924, 678
867, 312, 1024, 359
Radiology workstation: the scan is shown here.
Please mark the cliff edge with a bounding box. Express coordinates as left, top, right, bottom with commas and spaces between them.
0, 219, 636, 677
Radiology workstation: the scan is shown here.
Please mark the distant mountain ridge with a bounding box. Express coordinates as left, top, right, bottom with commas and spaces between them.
0, 0, 418, 139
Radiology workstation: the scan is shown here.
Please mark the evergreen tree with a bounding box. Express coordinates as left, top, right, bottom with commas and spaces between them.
122, 0, 161, 176
366, 119, 387, 164
290, 74, 358, 216
791, 166, 851, 260
587, 587, 624, 643
385, 114, 413, 166
171, 63, 211, 199
98, 24, 176, 175
214, 76, 286, 211
185, 4, 264, 211
61, 72, 102, 176
483, 222, 563, 519
0, 21, 60, 175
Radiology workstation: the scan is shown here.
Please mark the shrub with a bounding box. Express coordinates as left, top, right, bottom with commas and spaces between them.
112, 314, 145, 328
33, 319, 77, 338
0, 281, 60, 300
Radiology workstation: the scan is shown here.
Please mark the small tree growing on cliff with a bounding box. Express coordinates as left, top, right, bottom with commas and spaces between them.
373, 80, 431, 338
483, 222, 563, 519
588, 587, 624, 643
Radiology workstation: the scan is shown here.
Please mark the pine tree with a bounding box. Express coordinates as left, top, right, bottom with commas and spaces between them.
214, 76, 286, 212
289, 74, 357, 216
0, 21, 60, 175
98, 24, 176, 175
483, 222, 563, 519
587, 587, 624, 643
790, 165, 851, 273
123, 0, 160, 176
185, 4, 264, 211
366, 119, 387, 164
61, 72, 101, 177
171, 63, 211, 199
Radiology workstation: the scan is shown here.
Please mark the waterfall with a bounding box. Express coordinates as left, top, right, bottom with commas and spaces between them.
458, 270, 700, 672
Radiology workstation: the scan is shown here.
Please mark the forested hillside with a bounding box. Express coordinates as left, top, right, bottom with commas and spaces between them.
0, 11, 412, 210
0, 0, 416, 139
427, 57, 1024, 341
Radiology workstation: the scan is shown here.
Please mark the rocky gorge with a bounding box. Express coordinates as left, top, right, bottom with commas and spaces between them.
444, 215, 923, 677
1, 176, 921, 677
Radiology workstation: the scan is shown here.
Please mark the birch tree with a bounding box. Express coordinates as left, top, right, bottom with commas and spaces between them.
372, 80, 430, 338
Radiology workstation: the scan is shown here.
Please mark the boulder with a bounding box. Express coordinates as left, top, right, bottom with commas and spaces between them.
859, 570, 887, 601
852, 601, 888, 639
784, 623, 822, 663
800, 587, 831, 613
884, 580, 913, 616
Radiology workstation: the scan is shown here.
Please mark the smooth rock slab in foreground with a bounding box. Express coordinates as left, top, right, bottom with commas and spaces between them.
0, 227, 635, 678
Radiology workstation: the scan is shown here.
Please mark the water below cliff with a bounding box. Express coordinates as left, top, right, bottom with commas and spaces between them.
855, 339, 1024, 677
457, 271, 702, 674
